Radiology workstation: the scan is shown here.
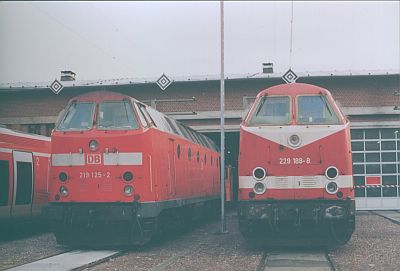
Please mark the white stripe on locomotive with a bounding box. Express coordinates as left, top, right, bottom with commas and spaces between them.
239, 175, 353, 189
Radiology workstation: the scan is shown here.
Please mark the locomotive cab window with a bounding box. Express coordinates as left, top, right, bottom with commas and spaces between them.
297, 95, 340, 124
98, 101, 138, 130
57, 102, 96, 131
248, 96, 291, 125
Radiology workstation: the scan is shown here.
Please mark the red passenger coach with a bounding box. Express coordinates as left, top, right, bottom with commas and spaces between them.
44, 91, 220, 246
0, 127, 51, 222
238, 83, 355, 246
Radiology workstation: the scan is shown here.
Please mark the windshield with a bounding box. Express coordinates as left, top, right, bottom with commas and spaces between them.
248, 96, 291, 125
57, 102, 95, 131
98, 101, 138, 130
297, 95, 340, 124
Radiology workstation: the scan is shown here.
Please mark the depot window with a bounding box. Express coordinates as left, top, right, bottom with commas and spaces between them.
57, 102, 96, 131
297, 95, 340, 124
248, 96, 291, 125
98, 101, 138, 130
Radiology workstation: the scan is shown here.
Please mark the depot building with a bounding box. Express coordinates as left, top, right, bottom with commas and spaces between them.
0, 69, 399, 210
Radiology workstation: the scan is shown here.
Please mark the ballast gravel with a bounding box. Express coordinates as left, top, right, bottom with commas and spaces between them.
0, 211, 399, 271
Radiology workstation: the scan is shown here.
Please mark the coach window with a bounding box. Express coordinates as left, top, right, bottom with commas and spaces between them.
28, 124, 41, 135
197, 151, 200, 163
249, 96, 291, 125
98, 101, 138, 130
133, 103, 148, 128
57, 102, 96, 131
45, 124, 55, 136
0, 160, 9, 206
188, 147, 192, 161
297, 95, 340, 124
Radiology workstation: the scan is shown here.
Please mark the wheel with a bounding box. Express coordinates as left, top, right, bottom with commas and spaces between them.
328, 219, 354, 246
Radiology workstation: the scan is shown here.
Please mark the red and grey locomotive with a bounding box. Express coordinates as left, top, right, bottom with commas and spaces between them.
238, 83, 355, 246
44, 91, 220, 246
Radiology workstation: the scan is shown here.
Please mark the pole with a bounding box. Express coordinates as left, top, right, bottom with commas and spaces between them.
220, 0, 227, 233
289, 0, 294, 68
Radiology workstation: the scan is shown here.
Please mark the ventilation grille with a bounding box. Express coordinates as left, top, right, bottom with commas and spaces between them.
273, 176, 289, 188
301, 176, 317, 188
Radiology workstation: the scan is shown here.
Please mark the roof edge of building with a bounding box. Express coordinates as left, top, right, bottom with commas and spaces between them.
1, 69, 398, 92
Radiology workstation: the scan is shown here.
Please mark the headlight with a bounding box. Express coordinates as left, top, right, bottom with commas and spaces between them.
325, 166, 339, 180
123, 171, 133, 182
124, 185, 133, 196
325, 182, 338, 194
89, 140, 99, 151
288, 134, 301, 147
253, 182, 266, 195
59, 186, 69, 197
253, 167, 266, 181
59, 172, 68, 182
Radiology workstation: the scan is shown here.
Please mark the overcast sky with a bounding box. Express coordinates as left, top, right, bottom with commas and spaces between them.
0, 1, 399, 84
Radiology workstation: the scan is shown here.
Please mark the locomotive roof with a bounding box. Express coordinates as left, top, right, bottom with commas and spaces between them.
256, 83, 332, 97
70, 91, 135, 103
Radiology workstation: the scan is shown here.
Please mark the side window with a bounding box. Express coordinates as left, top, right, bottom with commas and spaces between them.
198, 135, 208, 147
187, 129, 200, 144
138, 104, 155, 126
134, 103, 148, 128
184, 127, 196, 143
177, 123, 191, 141
192, 132, 204, 147
188, 147, 192, 161
197, 151, 200, 163
146, 107, 170, 132
177, 144, 181, 159
204, 154, 207, 165
164, 117, 180, 135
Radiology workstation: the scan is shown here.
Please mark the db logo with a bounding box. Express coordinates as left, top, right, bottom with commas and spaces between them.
87, 154, 102, 165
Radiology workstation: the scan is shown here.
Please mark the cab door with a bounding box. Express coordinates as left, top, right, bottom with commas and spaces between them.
167, 138, 177, 198
11, 151, 34, 218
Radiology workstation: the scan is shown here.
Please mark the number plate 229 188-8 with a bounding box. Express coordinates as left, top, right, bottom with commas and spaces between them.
278, 157, 312, 165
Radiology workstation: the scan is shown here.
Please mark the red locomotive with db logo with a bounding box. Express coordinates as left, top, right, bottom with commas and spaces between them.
44, 91, 220, 246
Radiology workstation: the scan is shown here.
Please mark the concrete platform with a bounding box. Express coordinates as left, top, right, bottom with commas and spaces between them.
6, 250, 120, 271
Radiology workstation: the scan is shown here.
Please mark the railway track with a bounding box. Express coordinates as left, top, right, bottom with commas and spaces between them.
5, 250, 123, 271
256, 250, 335, 271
